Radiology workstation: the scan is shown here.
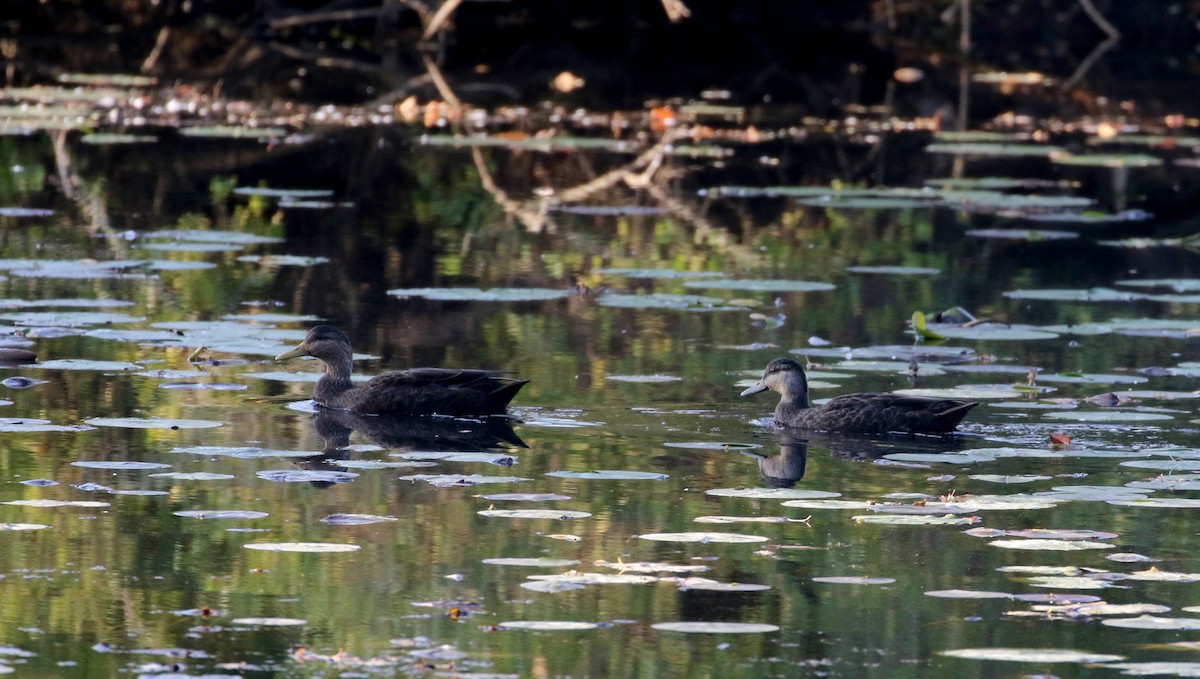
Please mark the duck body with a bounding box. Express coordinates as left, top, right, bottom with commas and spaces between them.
741, 358, 977, 434
276, 325, 528, 418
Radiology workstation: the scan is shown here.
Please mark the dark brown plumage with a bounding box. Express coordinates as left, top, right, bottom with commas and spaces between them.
740, 358, 978, 434
275, 325, 528, 417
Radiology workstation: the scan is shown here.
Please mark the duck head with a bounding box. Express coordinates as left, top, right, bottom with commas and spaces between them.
276, 324, 353, 362
740, 357, 811, 408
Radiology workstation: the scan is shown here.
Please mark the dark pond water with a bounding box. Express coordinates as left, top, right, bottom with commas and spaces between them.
3, 101, 1200, 678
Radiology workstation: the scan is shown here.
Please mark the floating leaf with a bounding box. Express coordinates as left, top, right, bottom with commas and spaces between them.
596, 293, 743, 310
593, 268, 725, 280
812, 576, 896, 585
925, 589, 1013, 599
1101, 616, 1200, 630
399, 473, 531, 486
244, 542, 360, 553
781, 499, 875, 509
480, 493, 571, 502
174, 510, 269, 519
853, 514, 980, 525
969, 474, 1053, 484
256, 470, 358, 483
319, 513, 397, 525
1043, 411, 1173, 422
483, 558, 581, 568
989, 539, 1114, 551
2, 499, 109, 508
387, 287, 568, 302
651, 622, 779, 633
637, 532, 768, 543
478, 509, 591, 519
497, 621, 600, 631
705, 488, 839, 499
0, 523, 50, 531
593, 560, 709, 574
605, 374, 683, 383
546, 470, 667, 480
939, 648, 1124, 663
911, 311, 945, 340
237, 254, 328, 267
674, 578, 770, 592
35, 359, 143, 372
84, 417, 223, 429
682, 279, 835, 293
71, 461, 170, 470
847, 266, 940, 275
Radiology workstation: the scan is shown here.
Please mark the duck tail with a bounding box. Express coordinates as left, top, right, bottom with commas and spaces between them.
489, 379, 530, 409
938, 401, 981, 425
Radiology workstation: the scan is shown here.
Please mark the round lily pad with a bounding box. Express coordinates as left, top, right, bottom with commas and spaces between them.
546, 470, 667, 480
705, 488, 839, 499
478, 509, 592, 519
174, 510, 269, 519
71, 461, 171, 470
84, 417, 223, 429
651, 622, 779, 633
812, 576, 896, 585
498, 621, 599, 631
387, 287, 568, 302
682, 279, 835, 293
940, 648, 1124, 663
243, 542, 360, 553
638, 532, 768, 543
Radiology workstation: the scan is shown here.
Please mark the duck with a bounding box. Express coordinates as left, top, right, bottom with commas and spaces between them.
740, 358, 978, 434
275, 325, 528, 417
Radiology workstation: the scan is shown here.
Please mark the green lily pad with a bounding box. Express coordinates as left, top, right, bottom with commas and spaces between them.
847, 265, 941, 275
929, 325, 1059, 341
387, 287, 569, 302
237, 254, 329, 267
84, 417, 223, 429
243, 542, 360, 553
546, 470, 667, 480
965, 228, 1079, 241
597, 293, 743, 310
1052, 153, 1163, 168
1003, 287, 1143, 302
682, 279, 835, 293
80, 133, 157, 145
151, 229, 284, 245
925, 143, 1066, 157
637, 532, 768, 543
940, 648, 1124, 663
232, 187, 335, 198
651, 622, 779, 633
593, 268, 726, 280
179, 125, 289, 139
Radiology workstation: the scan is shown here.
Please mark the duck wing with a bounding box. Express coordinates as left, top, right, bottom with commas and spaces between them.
340, 368, 528, 416
802, 393, 978, 434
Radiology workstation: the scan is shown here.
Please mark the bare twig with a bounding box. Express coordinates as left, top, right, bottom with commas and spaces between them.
1060, 35, 1118, 91
422, 0, 465, 40
268, 8, 383, 30
1077, 0, 1120, 40
421, 53, 461, 108
141, 26, 171, 73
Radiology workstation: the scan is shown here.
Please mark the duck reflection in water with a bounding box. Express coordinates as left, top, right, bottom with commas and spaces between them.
739, 430, 972, 488
294, 408, 526, 488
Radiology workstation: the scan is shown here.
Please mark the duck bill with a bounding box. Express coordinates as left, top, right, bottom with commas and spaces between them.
740, 382, 768, 397
275, 344, 309, 361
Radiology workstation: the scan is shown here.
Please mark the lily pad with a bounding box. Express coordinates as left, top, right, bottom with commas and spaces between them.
34, 360, 143, 372
243, 542, 360, 553
965, 228, 1079, 241
483, 558, 581, 568
929, 325, 1060, 341
71, 461, 171, 470
1003, 287, 1143, 302
705, 488, 840, 499
497, 621, 600, 631
399, 473, 531, 485
593, 268, 725, 280
940, 648, 1124, 663
84, 417, 223, 429
651, 622, 779, 633
230, 617, 308, 625
256, 470, 358, 483
480, 493, 571, 502
682, 279, 835, 293
319, 513, 398, 525
1101, 616, 1200, 630
845, 265, 941, 275
174, 510, 269, 519
546, 470, 667, 480
387, 287, 568, 302
1043, 411, 1173, 422
478, 509, 592, 519
605, 374, 682, 383
596, 293, 743, 310
2, 499, 109, 508
237, 254, 329, 267
988, 539, 1114, 551
637, 532, 768, 543
812, 576, 896, 585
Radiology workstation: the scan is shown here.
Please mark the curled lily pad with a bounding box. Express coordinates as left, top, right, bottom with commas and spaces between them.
243, 542, 360, 553
651, 622, 779, 633
387, 287, 568, 302
84, 417, 223, 429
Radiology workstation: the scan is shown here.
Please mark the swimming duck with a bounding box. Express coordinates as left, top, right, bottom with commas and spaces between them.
275, 325, 528, 417
740, 358, 978, 434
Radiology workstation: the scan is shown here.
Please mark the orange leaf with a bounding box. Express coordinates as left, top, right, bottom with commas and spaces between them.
1049, 433, 1071, 446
